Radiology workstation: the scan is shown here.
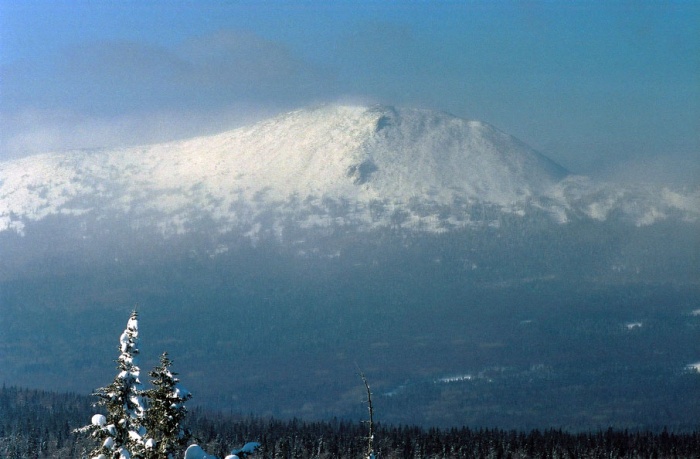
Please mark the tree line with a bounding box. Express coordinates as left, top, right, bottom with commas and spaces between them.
2, 384, 700, 458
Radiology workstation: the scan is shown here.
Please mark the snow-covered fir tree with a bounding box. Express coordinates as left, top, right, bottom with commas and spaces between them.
143, 352, 192, 459
77, 311, 259, 459
80, 310, 148, 459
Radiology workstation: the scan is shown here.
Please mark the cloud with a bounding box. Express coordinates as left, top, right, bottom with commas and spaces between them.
0, 30, 335, 158
0, 105, 281, 159
595, 153, 700, 189
180, 30, 312, 86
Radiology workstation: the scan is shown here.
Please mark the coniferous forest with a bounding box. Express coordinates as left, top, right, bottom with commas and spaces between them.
2, 384, 700, 458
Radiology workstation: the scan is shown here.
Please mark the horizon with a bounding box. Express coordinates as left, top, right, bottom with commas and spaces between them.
1, 1, 698, 186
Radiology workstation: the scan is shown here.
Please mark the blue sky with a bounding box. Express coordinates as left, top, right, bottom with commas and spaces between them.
1, 1, 698, 184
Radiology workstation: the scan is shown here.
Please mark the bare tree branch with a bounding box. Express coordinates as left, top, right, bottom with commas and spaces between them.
358, 370, 375, 459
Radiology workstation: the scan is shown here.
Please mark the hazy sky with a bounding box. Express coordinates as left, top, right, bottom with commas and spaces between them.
1, 1, 698, 184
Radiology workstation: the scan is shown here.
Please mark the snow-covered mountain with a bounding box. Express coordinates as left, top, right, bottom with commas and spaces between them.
2, 105, 699, 429
1, 104, 698, 240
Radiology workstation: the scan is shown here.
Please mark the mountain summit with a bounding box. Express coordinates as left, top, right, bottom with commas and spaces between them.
0, 104, 697, 238
214, 104, 569, 204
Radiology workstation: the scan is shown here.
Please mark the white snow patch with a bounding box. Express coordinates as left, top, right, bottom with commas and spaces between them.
685, 362, 700, 373
662, 188, 700, 217
92, 414, 107, 426
185, 444, 218, 459
102, 437, 114, 450
437, 374, 474, 383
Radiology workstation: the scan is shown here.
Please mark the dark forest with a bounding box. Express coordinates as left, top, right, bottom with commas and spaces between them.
2, 385, 698, 458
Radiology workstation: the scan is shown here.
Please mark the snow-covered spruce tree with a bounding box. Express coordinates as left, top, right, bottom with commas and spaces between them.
143, 352, 192, 459
76, 312, 258, 459
79, 310, 148, 459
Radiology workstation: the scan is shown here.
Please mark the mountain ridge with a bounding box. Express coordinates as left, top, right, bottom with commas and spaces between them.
1, 104, 698, 238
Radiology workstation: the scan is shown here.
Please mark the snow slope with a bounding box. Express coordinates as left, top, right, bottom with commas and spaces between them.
0, 104, 697, 237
